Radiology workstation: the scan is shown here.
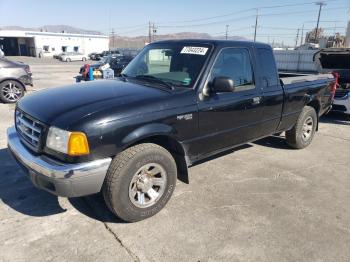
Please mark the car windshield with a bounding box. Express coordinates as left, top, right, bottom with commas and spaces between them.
122, 43, 212, 88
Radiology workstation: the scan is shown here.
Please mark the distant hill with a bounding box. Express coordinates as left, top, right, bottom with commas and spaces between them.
0, 25, 102, 35
0, 25, 248, 48
111, 32, 247, 48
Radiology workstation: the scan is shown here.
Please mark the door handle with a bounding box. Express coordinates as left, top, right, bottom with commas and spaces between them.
252, 96, 261, 105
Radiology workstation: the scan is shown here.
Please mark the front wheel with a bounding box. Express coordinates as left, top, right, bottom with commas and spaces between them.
102, 143, 177, 222
286, 106, 317, 149
0, 80, 25, 103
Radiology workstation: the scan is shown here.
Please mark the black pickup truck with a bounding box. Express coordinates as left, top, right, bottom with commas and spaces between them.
7, 40, 335, 222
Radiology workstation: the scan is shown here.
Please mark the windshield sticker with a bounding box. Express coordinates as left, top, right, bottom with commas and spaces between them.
181, 46, 208, 56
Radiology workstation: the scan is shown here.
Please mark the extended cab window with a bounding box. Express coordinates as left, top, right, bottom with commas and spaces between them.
257, 48, 279, 88
211, 48, 255, 92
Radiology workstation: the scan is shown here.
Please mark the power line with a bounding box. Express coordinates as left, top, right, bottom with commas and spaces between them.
157, 0, 342, 24
156, 7, 346, 30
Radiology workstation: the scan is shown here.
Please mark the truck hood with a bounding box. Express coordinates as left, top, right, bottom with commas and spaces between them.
313, 48, 350, 73
17, 79, 170, 127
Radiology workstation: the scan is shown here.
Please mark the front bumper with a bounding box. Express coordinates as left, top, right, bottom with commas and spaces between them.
7, 126, 112, 197
19, 74, 33, 87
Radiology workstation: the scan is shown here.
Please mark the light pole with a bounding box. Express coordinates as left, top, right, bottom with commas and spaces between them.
314, 2, 326, 43
225, 25, 229, 40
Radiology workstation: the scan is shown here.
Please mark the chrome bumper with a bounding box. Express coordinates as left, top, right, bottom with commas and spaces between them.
7, 126, 112, 197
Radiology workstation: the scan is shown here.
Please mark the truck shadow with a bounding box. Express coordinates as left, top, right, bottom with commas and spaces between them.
69, 194, 125, 223
252, 135, 291, 150
0, 148, 67, 217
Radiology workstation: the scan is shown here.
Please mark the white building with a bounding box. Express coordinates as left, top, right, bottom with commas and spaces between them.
346, 21, 350, 48
0, 30, 109, 57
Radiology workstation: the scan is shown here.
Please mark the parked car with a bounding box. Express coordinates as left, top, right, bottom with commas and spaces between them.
102, 50, 121, 57
91, 52, 103, 60
60, 52, 88, 62
79, 55, 135, 78
88, 52, 97, 60
0, 57, 32, 103
314, 48, 350, 118
7, 40, 335, 222
53, 52, 67, 59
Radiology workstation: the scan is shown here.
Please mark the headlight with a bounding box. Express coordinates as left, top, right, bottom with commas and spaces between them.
46, 127, 90, 156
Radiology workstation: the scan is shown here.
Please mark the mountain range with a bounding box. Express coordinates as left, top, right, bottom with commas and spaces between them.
0, 25, 247, 48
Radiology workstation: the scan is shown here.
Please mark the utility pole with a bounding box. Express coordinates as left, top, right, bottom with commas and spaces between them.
314, 1, 326, 43
152, 23, 157, 42
254, 8, 259, 42
295, 28, 300, 48
225, 25, 229, 40
148, 21, 152, 43
111, 28, 115, 49
300, 23, 305, 46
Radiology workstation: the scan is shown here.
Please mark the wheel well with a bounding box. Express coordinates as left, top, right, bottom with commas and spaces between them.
129, 135, 189, 184
306, 100, 320, 130
307, 100, 320, 115
0, 78, 26, 91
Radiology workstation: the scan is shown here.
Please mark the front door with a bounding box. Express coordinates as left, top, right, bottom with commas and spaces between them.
191, 47, 264, 159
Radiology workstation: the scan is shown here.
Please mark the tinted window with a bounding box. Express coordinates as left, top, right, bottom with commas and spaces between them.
211, 48, 254, 91
257, 48, 278, 87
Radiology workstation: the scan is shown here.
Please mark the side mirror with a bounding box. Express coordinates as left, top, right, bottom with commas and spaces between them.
211, 77, 235, 93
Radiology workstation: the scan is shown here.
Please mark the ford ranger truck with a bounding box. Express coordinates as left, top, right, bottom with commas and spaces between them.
7, 40, 336, 222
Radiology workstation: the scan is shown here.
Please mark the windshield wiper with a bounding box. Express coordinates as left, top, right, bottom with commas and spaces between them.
119, 73, 129, 81
134, 75, 174, 90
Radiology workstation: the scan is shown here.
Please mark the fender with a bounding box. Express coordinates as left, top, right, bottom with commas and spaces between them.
121, 123, 176, 148
0, 78, 27, 91
120, 123, 190, 183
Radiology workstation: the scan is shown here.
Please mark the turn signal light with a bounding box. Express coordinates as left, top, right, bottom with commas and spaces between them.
68, 132, 90, 156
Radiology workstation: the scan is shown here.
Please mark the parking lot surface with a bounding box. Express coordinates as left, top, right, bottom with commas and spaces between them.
1, 57, 350, 262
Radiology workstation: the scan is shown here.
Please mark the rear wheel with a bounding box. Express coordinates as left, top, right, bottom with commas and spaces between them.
82, 57, 87, 61
286, 106, 317, 149
102, 143, 177, 222
66, 58, 71, 62
0, 80, 24, 103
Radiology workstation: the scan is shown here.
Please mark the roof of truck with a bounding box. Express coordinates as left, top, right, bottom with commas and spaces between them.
152, 39, 272, 49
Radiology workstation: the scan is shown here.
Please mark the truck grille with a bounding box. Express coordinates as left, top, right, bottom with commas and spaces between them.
334, 89, 349, 99
15, 110, 45, 151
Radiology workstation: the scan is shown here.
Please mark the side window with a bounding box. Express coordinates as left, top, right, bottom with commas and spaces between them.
211, 48, 255, 92
257, 48, 278, 87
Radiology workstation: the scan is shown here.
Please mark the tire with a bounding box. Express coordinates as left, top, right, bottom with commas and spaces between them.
82, 57, 86, 61
0, 80, 25, 103
102, 143, 177, 222
286, 106, 317, 149
66, 58, 71, 62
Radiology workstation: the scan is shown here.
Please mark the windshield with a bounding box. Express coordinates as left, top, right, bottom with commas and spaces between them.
100, 55, 112, 64
122, 43, 212, 88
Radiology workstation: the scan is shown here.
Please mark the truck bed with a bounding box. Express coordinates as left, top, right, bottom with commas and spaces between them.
279, 72, 334, 85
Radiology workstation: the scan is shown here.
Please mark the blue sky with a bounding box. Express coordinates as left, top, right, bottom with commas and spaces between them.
0, 0, 349, 44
